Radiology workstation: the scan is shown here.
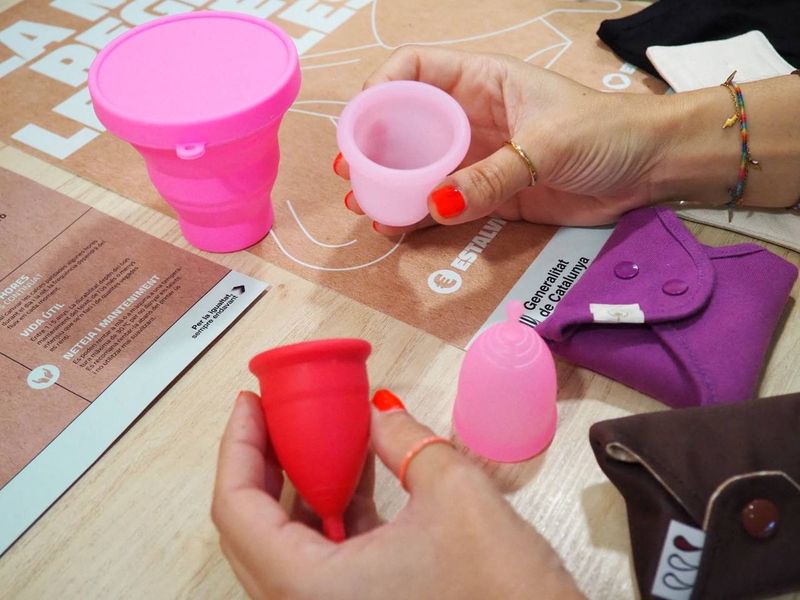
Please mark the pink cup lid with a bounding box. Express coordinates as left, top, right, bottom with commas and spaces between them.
89, 11, 300, 150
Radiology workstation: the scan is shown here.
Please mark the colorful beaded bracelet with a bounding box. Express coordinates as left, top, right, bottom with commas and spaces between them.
721, 71, 760, 222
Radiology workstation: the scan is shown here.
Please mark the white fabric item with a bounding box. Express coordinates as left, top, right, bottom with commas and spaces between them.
646, 30, 795, 92
646, 31, 799, 252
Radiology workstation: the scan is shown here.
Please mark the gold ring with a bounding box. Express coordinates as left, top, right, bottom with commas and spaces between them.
398, 436, 455, 491
504, 140, 537, 186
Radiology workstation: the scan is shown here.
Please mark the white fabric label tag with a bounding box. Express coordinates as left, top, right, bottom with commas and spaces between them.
651, 520, 706, 600
589, 303, 645, 323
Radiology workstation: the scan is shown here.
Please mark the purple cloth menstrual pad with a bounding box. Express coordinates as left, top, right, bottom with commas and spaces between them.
538, 206, 797, 408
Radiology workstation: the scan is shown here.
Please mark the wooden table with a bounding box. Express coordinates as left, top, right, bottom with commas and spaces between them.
0, 0, 798, 589
1, 136, 798, 599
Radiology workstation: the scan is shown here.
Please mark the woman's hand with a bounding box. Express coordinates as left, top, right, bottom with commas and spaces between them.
212, 391, 583, 600
335, 46, 667, 234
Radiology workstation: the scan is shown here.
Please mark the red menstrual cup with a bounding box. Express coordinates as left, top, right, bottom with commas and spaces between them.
248, 339, 371, 542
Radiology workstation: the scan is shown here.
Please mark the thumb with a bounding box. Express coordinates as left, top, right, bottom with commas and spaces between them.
428, 142, 533, 225
369, 389, 460, 494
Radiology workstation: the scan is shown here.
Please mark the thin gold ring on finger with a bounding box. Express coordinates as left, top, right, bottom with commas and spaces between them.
504, 140, 537, 187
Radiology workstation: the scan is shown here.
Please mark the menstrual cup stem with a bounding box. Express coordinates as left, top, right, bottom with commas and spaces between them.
322, 516, 346, 543
499, 300, 526, 343
506, 300, 524, 322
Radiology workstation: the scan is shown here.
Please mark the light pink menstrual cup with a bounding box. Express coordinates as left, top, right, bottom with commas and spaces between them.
89, 12, 300, 253
336, 81, 470, 227
453, 301, 557, 462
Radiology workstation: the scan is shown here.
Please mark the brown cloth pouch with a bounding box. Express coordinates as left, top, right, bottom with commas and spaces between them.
589, 393, 800, 599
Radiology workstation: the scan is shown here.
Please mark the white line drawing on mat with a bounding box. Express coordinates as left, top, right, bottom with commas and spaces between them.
368, 0, 621, 50
298, 0, 622, 69
270, 230, 405, 272
288, 100, 346, 120
286, 200, 357, 249
301, 58, 361, 71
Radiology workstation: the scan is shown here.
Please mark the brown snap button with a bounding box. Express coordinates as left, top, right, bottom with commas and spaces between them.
740, 499, 779, 539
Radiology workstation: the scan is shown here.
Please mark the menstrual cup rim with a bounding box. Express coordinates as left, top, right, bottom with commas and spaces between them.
249, 338, 372, 375
336, 80, 471, 182
88, 11, 300, 149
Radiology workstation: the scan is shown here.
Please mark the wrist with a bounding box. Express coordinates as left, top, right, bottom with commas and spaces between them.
647, 76, 800, 210
645, 87, 739, 207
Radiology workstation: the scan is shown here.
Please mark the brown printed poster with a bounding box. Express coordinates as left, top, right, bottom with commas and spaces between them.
0, 0, 665, 346
0, 168, 268, 555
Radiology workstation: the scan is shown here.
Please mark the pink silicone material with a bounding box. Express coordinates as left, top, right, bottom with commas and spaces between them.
336, 81, 471, 227
249, 339, 372, 543
88, 12, 300, 253
453, 301, 557, 462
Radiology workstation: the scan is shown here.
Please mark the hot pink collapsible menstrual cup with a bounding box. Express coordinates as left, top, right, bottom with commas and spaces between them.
89, 12, 300, 253
336, 80, 471, 227
249, 339, 371, 542
453, 301, 557, 462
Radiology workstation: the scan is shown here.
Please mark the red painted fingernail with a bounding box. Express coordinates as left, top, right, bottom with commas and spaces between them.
430, 185, 465, 218
372, 221, 380, 232
333, 152, 343, 175
344, 191, 353, 211
372, 389, 406, 412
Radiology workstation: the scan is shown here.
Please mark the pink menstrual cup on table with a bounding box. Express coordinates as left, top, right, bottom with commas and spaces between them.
336, 80, 471, 227
453, 301, 557, 462
249, 339, 371, 542
89, 12, 300, 253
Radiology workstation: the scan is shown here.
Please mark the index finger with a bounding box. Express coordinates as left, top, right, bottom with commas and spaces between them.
363, 45, 473, 91
369, 390, 463, 496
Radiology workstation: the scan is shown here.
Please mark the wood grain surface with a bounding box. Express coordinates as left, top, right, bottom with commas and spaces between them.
0, 0, 797, 592
0, 138, 797, 600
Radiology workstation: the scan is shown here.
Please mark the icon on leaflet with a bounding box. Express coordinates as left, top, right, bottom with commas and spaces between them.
232, 285, 246, 296
27, 364, 60, 390
427, 269, 463, 295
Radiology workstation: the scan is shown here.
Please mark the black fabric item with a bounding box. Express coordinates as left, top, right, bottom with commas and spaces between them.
597, 0, 800, 79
